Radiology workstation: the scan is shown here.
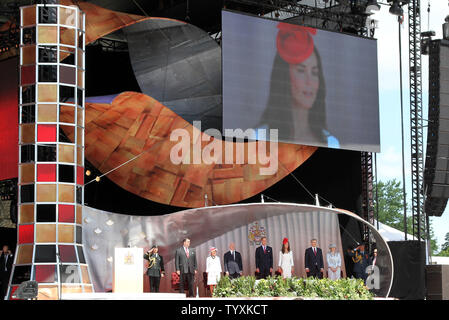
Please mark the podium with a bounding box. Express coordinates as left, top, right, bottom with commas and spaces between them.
113, 248, 143, 293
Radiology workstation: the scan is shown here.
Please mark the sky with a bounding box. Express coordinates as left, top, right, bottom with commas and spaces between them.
369, 1, 449, 249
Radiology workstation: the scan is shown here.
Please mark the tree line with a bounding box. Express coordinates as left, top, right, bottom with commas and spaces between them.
374, 179, 448, 256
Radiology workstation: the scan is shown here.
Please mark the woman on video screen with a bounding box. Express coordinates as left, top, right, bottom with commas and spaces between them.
257, 23, 339, 148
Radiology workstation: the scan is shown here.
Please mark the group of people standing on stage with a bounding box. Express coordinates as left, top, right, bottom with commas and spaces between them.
256, 237, 343, 280
143, 237, 377, 297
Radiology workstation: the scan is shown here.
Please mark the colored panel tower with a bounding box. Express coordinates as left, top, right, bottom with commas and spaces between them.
7, 2, 94, 299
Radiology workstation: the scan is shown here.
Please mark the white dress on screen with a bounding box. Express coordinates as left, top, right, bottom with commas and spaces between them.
278, 251, 294, 279
326, 252, 341, 280
206, 256, 222, 285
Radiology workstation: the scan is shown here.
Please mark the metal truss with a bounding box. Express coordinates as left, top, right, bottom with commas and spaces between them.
225, 0, 370, 34
90, 38, 129, 52
0, 178, 17, 201
361, 151, 375, 241
408, 0, 426, 240
0, 2, 19, 52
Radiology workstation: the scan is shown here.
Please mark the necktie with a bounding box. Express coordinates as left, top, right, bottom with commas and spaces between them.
263, 246, 266, 254
185, 247, 189, 258
4, 255, 7, 271
233, 251, 235, 260
313, 248, 316, 255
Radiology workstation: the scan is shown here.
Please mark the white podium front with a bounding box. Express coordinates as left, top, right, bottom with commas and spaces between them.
113, 248, 143, 293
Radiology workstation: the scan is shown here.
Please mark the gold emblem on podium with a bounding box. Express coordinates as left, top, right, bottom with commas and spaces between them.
124, 251, 134, 265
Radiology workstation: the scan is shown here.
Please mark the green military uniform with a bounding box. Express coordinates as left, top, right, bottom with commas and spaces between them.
144, 250, 165, 292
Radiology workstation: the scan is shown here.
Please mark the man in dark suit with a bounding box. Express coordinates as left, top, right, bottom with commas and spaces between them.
175, 238, 197, 297
304, 239, 324, 278
0, 245, 13, 299
255, 237, 273, 279
224, 242, 243, 279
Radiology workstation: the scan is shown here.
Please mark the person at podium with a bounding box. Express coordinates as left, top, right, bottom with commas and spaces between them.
175, 238, 198, 297
144, 245, 165, 293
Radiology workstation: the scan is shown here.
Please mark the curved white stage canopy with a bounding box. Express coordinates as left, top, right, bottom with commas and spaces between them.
82, 203, 393, 297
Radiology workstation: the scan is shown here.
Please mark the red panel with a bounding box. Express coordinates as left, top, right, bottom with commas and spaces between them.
37, 124, 57, 142
21, 65, 36, 86
58, 204, 74, 223
0, 58, 19, 181
18, 224, 34, 244
8, 286, 19, 300
35, 265, 56, 283
76, 166, 84, 185
58, 245, 77, 263
37, 163, 56, 182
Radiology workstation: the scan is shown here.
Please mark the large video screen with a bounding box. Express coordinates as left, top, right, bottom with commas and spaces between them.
222, 10, 380, 152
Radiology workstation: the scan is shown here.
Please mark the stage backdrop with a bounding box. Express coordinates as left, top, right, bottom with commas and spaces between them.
82, 203, 347, 296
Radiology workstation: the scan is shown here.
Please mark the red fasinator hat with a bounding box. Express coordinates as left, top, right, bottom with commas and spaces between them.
276, 22, 317, 65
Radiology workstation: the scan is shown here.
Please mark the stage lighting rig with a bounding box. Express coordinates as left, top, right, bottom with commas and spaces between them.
0, 1, 20, 52
420, 30, 435, 55
386, 1, 409, 16
443, 15, 449, 40
225, 0, 369, 34
365, 0, 380, 13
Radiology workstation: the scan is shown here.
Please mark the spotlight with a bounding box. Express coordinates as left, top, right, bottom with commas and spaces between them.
95, 176, 100, 182
444, 15, 449, 40
389, 1, 403, 16
366, 0, 380, 13
85, 169, 91, 176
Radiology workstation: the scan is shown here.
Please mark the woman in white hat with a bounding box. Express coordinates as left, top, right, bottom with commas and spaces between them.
326, 243, 341, 280
206, 247, 222, 296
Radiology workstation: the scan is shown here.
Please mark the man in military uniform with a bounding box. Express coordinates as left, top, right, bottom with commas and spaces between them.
144, 245, 165, 293
348, 243, 372, 282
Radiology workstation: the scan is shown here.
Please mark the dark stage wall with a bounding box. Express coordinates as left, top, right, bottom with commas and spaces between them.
388, 240, 426, 300
84, 148, 363, 216
0, 227, 16, 252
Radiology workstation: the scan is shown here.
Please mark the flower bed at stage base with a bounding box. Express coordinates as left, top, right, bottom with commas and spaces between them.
212, 276, 374, 300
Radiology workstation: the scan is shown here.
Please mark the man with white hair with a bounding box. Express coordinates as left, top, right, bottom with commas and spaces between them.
223, 242, 243, 279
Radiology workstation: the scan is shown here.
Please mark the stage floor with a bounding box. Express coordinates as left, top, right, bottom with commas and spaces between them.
60, 292, 395, 300
60, 292, 302, 300
61, 292, 187, 300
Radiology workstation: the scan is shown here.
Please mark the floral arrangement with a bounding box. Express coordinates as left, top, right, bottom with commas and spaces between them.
212, 275, 374, 300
